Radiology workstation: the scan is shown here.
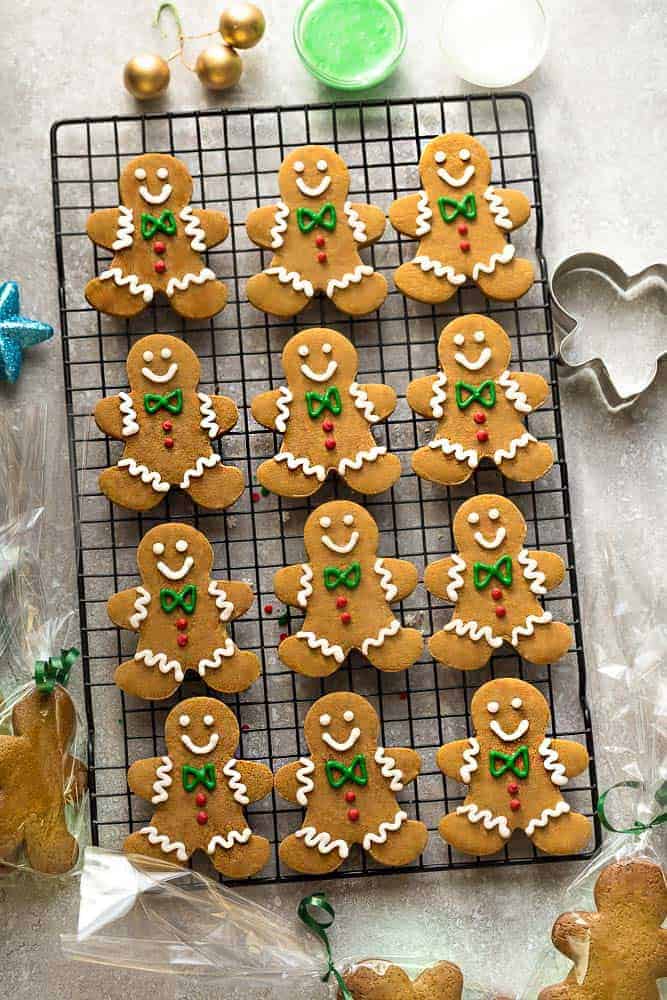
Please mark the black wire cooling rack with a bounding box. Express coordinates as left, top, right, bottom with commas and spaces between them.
51, 93, 600, 884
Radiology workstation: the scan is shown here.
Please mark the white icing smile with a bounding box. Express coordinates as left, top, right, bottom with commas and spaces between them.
437, 164, 476, 188
473, 527, 506, 550
139, 182, 173, 205
181, 732, 220, 755
321, 531, 359, 555
157, 556, 194, 580
142, 362, 179, 383
321, 727, 361, 752
296, 175, 331, 198
300, 360, 338, 382
455, 347, 492, 371
490, 718, 530, 742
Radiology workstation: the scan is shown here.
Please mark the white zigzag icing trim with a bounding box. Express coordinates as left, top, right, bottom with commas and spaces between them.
472, 242, 515, 280
326, 263, 374, 298
460, 737, 480, 783
208, 580, 234, 622
118, 457, 170, 493
444, 617, 504, 648
518, 548, 547, 595
130, 586, 151, 629
349, 381, 379, 423
525, 800, 570, 837
539, 737, 568, 787
275, 386, 293, 433
112, 206, 135, 250
374, 557, 397, 603
270, 201, 289, 248
223, 758, 249, 804
428, 436, 478, 468
275, 450, 326, 481
151, 756, 173, 804
207, 827, 252, 853
446, 553, 467, 604
180, 452, 221, 489
414, 254, 466, 285
484, 186, 513, 231
297, 563, 313, 609
198, 638, 235, 675
140, 825, 188, 861
493, 431, 536, 464
119, 391, 139, 437
295, 757, 315, 806
362, 809, 408, 850
337, 444, 386, 475
179, 204, 207, 252
456, 804, 511, 839
415, 190, 432, 236
510, 611, 553, 647
295, 825, 349, 858
265, 266, 314, 297
135, 648, 183, 682
361, 617, 400, 656
430, 371, 448, 418
497, 369, 532, 413
198, 392, 219, 438
166, 267, 217, 296
99, 267, 153, 302
374, 747, 404, 791
295, 630, 345, 663
343, 201, 367, 242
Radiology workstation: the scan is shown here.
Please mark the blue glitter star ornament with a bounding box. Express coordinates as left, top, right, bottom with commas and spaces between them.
0, 281, 54, 383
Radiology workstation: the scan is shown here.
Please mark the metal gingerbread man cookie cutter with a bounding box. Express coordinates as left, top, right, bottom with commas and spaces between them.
550, 252, 666, 412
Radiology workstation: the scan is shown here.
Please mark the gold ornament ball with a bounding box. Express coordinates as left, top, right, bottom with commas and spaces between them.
195, 43, 243, 91
219, 3, 265, 49
123, 52, 170, 100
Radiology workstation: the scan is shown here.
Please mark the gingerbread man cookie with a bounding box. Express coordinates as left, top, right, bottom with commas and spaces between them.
539, 860, 667, 1000
94, 334, 244, 512
408, 315, 554, 485
246, 145, 387, 317
124, 697, 272, 878
390, 133, 533, 304
341, 959, 463, 999
425, 495, 572, 671
108, 523, 260, 701
437, 678, 591, 857
251, 328, 401, 497
275, 692, 428, 874
0, 685, 87, 873
86, 153, 229, 319
275, 501, 423, 677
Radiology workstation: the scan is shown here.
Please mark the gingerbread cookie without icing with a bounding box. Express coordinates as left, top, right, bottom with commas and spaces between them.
538, 860, 667, 1000
124, 697, 272, 878
425, 494, 572, 671
94, 334, 244, 512
85, 153, 229, 319
0, 685, 87, 874
251, 328, 401, 497
246, 144, 387, 317
108, 523, 260, 701
390, 133, 533, 304
438, 677, 591, 857
275, 500, 423, 677
275, 692, 428, 875
408, 315, 553, 486
340, 959, 463, 999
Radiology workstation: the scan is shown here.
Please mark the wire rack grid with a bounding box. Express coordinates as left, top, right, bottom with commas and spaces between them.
51, 92, 600, 885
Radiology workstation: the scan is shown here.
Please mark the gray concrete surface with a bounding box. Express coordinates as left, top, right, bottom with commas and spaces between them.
0, 1, 665, 997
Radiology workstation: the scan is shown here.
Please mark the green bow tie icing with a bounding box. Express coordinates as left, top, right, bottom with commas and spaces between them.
325, 754, 368, 790
143, 388, 183, 415
473, 555, 513, 591
141, 210, 177, 239
182, 762, 217, 793
159, 584, 197, 614
323, 562, 362, 591
438, 193, 477, 224
305, 386, 342, 419
455, 380, 496, 410
296, 202, 337, 234
489, 745, 530, 780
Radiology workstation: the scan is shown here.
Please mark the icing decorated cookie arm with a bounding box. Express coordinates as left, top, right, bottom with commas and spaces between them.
356, 382, 397, 420
107, 587, 143, 631
388, 193, 423, 238
192, 208, 229, 248
436, 740, 473, 781
547, 738, 589, 779
210, 394, 239, 435
127, 757, 166, 802
380, 557, 418, 602
490, 187, 531, 229
274, 564, 306, 607
94, 395, 125, 439
246, 204, 283, 249
424, 557, 458, 602
86, 207, 125, 250
217, 579, 254, 620
274, 760, 302, 804
251, 388, 285, 430
527, 549, 566, 590
406, 373, 440, 418
510, 370, 550, 409
386, 747, 421, 785
235, 760, 274, 802
350, 202, 387, 243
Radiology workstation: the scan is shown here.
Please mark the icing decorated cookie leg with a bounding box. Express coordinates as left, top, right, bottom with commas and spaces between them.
529, 809, 591, 856
182, 461, 244, 511
362, 624, 423, 673
201, 647, 261, 695
496, 438, 554, 482
84, 276, 148, 318
207, 832, 271, 879
429, 628, 495, 672
439, 809, 508, 856
475, 256, 534, 302
513, 620, 572, 665
278, 831, 346, 875
341, 451, 402, 495
394, 261, 460, 304
246, 272, 311, 318
114, 658, 180, 701
99, 464, 167, 512
257, 456, 323, 499
365, 817, 428, 868
328, 271, 387, 317
412, 442, 475, 486
168, 278, 228, 320
278, 634, 342, 678
124, 829, 190, 865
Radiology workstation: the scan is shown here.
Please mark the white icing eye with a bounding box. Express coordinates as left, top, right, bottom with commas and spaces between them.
459, 148, 471, 161
203, 714, 214, 726
319, 713, 331, 726
434, 150, 446, 164
467, 511, 480, 525
152, 541, 165, 555
453, 333, 465, 346
160, 347, 172, 359
343, 710, 355, 722
319, 515, 331, 528
511, 697, 523, 709
487, 701, 500, 714
179, 714, 190, 727
488, 508, 500, 521
317, 159, 328, 171
175, 539, 189, 552
298, 344, 310, 357
143, 350, 154, 362
343, 514, 354, 526
322, 342, 332, 355
293, 160, 305, 173
134, 167, 147, 181
156, 166, 169, 180
473, 331, 486, 343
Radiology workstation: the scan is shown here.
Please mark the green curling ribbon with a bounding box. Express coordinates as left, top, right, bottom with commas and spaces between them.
455, 379, 496, 410
489, 745, 529, 779
473, 555, 513, 591
144, 388, 183, 415
296, 202, 337, 234
141, 210, 177, 239
305, 386, 342, 419
596, 780, 667, 835
182, 762, 216, 793
160, 584, 197, 614
325, 753, 368, 790
297, 893, 352, 1000
323, 561, 361, 591
438, 193, 477, 224
34, 647, 80, 693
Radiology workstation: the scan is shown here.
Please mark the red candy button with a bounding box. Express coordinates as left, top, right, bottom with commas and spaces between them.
153, 241, 166, 254
495, 606, 507, 618
325, 438, 336, 450
491, 588, 502, 601
316, 235, 325, 248
162, 420, 173, 432
459, 240, 471, 252
347, 808, 360, 822
176, 617, 188, 630
507, 782, 519, 795
196, 811, 209, 825
473, 412, 486, 424
336, 596, 348, 609
322, 419, 334, 432
164, 436, 174, 449
264, 603, 273, 614
340, 612, 352, 625
154, 259, 167, 273
457, 223, 468, 236
177, 633, 188, 647
195, 792, 207, 807
317, 252, 327, 263
344, 791, 356, 803
509, 799, 521, 812
476, 429, 489, 442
